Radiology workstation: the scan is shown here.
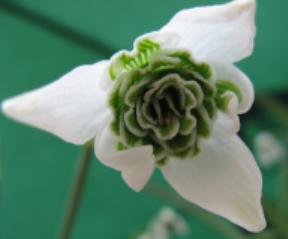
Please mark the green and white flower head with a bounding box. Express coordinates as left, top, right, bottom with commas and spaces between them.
2, 0, 266, 232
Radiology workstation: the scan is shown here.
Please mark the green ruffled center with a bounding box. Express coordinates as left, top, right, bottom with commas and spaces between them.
109, 39, 241, 163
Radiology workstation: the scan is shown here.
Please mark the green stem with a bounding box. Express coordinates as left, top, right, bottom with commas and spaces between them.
57, 143, 93, 239
145, 183, 246, 239
255, 96, 288, 124
263, 198, 288, 237
276, 160, 288, 215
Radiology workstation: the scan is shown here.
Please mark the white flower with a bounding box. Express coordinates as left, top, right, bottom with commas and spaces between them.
138, 207, 188, 239
2, 0, 266, 232
255, 132, 285, 168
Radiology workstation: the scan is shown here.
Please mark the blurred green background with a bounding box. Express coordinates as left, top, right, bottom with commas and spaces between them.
0, 0, 287, 238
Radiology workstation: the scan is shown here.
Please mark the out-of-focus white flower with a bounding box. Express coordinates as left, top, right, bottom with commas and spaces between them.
2, 0, 266, 232
137, 207, 188, 239
255, 132, 285, 168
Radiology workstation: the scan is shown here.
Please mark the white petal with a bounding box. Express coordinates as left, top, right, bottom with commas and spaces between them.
161, 134, 266, 232
2, 61, 110, 145
160, 0, 256, 62
212, 61, 254, 113
95, 124, 155, 191
213, 110, 240, 137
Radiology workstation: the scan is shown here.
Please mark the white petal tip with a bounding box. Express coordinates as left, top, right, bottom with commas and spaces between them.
1, 94, 38, 124
124, 178, 143, 192
1, 99, 10, 115
238, 202, 267, 233
246, 215, 267, 233
1, 97, 21, 119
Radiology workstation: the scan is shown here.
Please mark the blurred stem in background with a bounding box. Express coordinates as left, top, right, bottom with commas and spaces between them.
255, 95, 288, 125
57, 142, 93, 239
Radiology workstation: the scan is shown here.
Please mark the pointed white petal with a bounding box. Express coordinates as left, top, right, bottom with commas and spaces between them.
161, 0, 256, 62
161, 134, 266, 232
2, 61, 110, 145
212, 61, 254, 113
95, 124, 155, 191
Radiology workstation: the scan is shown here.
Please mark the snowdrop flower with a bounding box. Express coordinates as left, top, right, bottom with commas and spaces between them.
137, 207, 188, 239
255, 132, 285, 168
2, 0, 266, 232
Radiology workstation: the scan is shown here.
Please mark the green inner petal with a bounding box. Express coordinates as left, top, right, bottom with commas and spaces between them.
150, 115, 180, 140
125, 77, 150, 107
120, 116, 142, 147
109, 82, 125, 135
168, 130, 197, 154
184, 88, 197, 109
165, 93, 182, 117
179, 110, 196, 135
136, 100, 155, 129
142, 102, 158, 125
203, 98, 217, 119
184, 81, 204, 106
216, 91, 237, 112
109, 39, 160, 79
216, 79, 242, 102
169, 51, 212, 79
194, 106, 212, 138
124, 108, 148, 137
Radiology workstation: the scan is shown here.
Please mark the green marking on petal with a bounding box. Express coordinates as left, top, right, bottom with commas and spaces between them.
168, 130, 197, 154
151, 115, 180, 140
216, 91, 237, 112
179, 110, 196, 135
124, 108, 147, 137
184, 88, 197, 109
117, 142, 127, 151
169, 51, 212, 79
184, 81, 204, 106
195, 77, 216, 98
204, 98, 217, 119
216, 79, 242, 102
120, 116, 142, 147
109, 39, 160, 79
194, 106, 212, 138
165, 93, 182, 117
141, 101, 158, 125
125, 77, 150, 107
109, 82, 125, 135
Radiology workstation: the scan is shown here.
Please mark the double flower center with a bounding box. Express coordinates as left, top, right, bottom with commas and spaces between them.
108, 39, 241, 163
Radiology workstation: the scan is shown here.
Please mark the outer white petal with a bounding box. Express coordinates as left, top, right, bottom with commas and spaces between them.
161, 134, 266, 232
2, 61, 110, 145
212, 61, 254, 113
95, 124, 155, 192
160, 0, 256, 62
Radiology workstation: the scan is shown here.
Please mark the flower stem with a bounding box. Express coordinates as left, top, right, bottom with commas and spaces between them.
57, 142, 93, 239
255, 96, 288, 124
263, 198, 288, 238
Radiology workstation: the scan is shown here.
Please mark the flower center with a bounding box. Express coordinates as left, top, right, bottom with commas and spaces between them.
108, 39, 241, 163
